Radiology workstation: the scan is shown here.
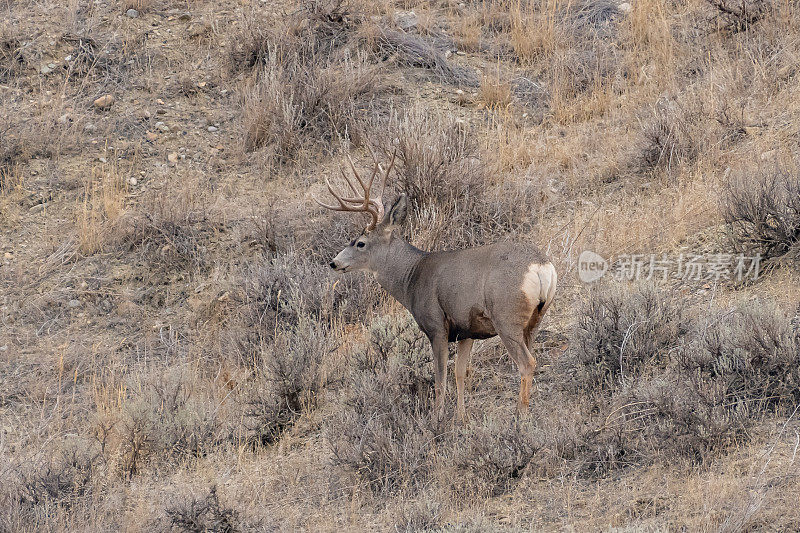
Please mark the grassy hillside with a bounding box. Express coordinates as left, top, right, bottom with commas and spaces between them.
1, 0, 799, 530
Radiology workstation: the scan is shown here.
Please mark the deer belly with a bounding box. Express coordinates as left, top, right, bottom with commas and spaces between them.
447, 308, 497, 341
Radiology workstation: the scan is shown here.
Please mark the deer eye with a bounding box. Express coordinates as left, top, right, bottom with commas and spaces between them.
356, 241, 365, 248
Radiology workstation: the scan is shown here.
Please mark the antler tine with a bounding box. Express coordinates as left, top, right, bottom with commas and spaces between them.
315, 150, 398, 230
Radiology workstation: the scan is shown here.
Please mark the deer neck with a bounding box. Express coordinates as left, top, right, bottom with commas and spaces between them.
373, 237, 426, 308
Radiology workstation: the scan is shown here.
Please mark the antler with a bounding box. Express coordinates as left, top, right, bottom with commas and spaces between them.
313, 148, 397, 231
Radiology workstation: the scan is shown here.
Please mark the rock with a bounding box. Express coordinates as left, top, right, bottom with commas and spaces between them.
146, 131, 158, 141
98, 157, 107, 163
126, 8, 139, 18
178, 13, 192, 21
617, 2, 632, 13
167, 152, 179, 163
155, 121, 170, 132
207, 125, 218, 132
40, 65, 52, 75
4, 252, 12, 259
128, 177, 138, 186
456, 50, 466, 56
68, 299, 82, 309
394, 10, 417, 31
64, 55, 72, 62
29, 203, 47, 214
93, 94, 115, 109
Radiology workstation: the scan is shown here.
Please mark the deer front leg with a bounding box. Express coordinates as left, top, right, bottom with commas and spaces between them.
455, 338, 474, 424
430, 334, 449, 419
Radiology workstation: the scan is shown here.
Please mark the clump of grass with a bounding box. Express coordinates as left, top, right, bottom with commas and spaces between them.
162, 486, 240, 533
636, 99, 698, 175
325, 312, 438, 494
241, 48, 378, 165
243, 315, 335, 445
721, 166, 800, 263
369, 27, 479, 87
559, 284, 800, 474
78, 162, 128, 255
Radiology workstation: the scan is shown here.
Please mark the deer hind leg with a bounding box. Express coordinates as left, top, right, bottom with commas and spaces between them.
455, 338, 474, 424
498, 332, 537, 413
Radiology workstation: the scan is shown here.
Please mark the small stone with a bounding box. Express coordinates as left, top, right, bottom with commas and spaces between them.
155, 121, 170, 132
40, 65, 52, 75
456, 50, 466, 56
157, 98, 166, 105
57, 114, 70, 124
617, 2, 632, 13
3, 252, 12, 259
84, 123, 96, 132
156, 108, 167, 115
197, 81, 207, 88
98, 157, 108, 163
207, 125, 218, 132
395, 10, 417, 31
167, 152, 179, 163
29, 203, 47, 214
93, 94, 115, 109
445, 50, 452, 58
128, 177, 138, 186
64, 55, 72, 62
126, 8, 139, 18
178, 13, 192, 21
68, 299, 82, 309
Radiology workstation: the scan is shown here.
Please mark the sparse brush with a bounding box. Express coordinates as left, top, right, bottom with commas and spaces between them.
564, 283, 692, 392
241, 47, 379, 166
705, 0, 773, 31
370, 28, 479, 87
721, 166, 800, 263
326, 312, 438, 494
161, 486, 240, 533
636, 99, 698, 175
243, 315, 334, 445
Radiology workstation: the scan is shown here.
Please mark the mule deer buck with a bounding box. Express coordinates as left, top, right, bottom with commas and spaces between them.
314, 150, 557, 421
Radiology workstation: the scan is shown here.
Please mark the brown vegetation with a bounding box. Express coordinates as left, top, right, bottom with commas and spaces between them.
2, 0, 800, 530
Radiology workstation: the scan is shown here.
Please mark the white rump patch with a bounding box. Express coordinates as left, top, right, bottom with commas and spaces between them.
521, 262, 557, 307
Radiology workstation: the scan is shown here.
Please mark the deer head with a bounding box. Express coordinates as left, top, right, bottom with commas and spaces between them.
314, 150, 406, 273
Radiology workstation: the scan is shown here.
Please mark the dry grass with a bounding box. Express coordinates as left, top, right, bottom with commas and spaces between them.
2, 0, 800, 529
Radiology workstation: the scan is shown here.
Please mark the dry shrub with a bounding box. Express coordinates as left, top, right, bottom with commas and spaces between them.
242, 48, 378, 164
234, 1, 380, 166
14, 443, 99, 509
243, 315, 335, 445
371, 107, 540, 247
161, 486, 240, 533
109, 178, 210, 272
232, 254, 374, 346
369, 28, 479, 87
705, 0, 774, 31
721, 167, 800, 262
230, 0, 358, 73
109, 368, 227, 477
452, 416, 539, 497
559, 284, 800, 473
326, 312, 438, 494
566, 283, 692, 392
508, 0, 623, 120
636, 99, 698, 175
78, 163, 128, 255
0, 22, 24, 82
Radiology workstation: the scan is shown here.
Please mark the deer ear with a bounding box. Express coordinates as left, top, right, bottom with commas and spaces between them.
383, 194, 408, 229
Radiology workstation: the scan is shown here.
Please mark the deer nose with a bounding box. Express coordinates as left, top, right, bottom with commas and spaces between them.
329, 261, 337, 270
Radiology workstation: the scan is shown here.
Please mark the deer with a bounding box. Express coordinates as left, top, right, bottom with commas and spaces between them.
314, 149, 557, 422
